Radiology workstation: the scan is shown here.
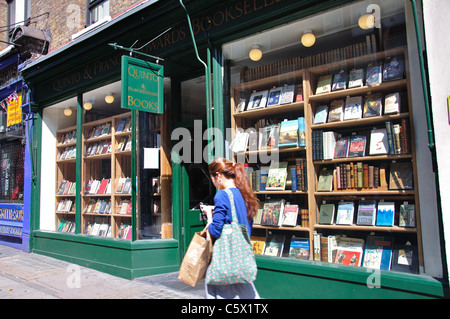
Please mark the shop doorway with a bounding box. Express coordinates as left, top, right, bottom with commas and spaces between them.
171, 75, 214, 254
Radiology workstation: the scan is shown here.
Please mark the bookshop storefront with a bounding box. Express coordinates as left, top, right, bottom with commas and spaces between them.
21, 0, 447, 297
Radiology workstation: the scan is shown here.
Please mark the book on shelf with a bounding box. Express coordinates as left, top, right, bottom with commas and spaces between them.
251, 236, 266, 255
347, 134, 367, 157
317, 169, 333, 192
318, 203, 335, 224
290, 167, 297, 191
313, 105, 328, 124
362, 235, 394, 271
117, 224, 132, 239
389, 161, 414, 190
356, 200, 377, 226
298, 117, 306, 147
384, 92, 401, 114
399, 203, 415, 227
281, 204, 299, 227
230, 131, 249, 153
300, 209, 309, 227
279, 84, 295, 104
97, 178, 110, 194
344, 96, 362, 120
260, 199, 286, 226
391, 243, 419, 274
288, 237, 310, 260
248, 130, 260, 152
247, 90, 268, 110
295, 158, 307, 191
334, 135, 350, 158
57, 180, 68, 195
332, 71, 347, 91
363, 94, 383, 118
115, 117, 128, 133
267, 87, 282, 107
376, 201, 395, 226
313, 231, 322, 261
236, 98, 247, 113
369, 128, 389, 155
385, 121, 395, 154
259, 124, 279, 150
348, 68, 364, 88
315, 74, 332, 94
329, 235, 364, 266
383, 57, 404, 82
366, 63, 382, 87
124, 138, 132, 151
264, 234, 285, 257
327, 100, 344, 122
265, 161, 288, 191
295, 85, 303, 102
122, 178, 132, 194
335, 201, 355, 225
115, 177, 126, 193
278, 119, 298, 148
323, 131, 337, 160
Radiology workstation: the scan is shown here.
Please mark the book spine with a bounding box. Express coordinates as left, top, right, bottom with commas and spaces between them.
385, 121, 395, 154
291, 168, 297, 191
357, 162, 363, 188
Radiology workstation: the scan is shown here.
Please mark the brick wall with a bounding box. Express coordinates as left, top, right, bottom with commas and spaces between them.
29, 0, 145, 53
0, 2, 8, 52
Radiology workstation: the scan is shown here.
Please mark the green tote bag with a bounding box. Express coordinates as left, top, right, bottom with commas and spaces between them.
206, 189, 257, 285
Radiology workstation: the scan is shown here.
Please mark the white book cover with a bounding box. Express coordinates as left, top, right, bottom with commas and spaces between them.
344, 96, 362, 120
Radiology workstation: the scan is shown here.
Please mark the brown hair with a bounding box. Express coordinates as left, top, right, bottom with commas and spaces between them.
208, 158, 259, 222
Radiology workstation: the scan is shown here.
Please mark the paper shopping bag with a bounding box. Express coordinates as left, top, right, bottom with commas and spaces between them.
178, 226, 212, 287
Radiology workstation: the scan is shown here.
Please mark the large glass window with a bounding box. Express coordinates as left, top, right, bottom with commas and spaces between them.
223, 0, 427, 275
41, 79, 172, 240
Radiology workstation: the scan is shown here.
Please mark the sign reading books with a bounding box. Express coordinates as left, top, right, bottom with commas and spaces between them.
121, 56, 164, 114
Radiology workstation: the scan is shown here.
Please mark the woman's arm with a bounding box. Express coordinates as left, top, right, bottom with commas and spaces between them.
207, 191, 230, 239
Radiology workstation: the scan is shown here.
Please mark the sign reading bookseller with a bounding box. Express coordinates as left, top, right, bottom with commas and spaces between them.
0, 204, 23, 238
121, 56, 164, 114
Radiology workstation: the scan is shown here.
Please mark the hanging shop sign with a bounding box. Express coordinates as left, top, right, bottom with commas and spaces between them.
121, 56, 164, 114
6, 92, 22, 127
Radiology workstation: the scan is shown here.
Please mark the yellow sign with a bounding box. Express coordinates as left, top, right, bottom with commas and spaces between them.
6, 92, 22, 127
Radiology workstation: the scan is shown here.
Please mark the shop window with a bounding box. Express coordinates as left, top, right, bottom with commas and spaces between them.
41, 80, 172, 240
223, 0, 425, 275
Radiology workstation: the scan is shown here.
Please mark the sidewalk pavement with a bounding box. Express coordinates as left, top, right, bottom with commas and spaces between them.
0, 244, 205, 299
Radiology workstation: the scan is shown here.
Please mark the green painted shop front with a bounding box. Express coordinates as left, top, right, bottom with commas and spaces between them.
22, 0, 448, 298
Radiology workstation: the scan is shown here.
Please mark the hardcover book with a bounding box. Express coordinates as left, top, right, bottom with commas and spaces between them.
334, 249, 362, 267
327, 100, 344, 122
265, 161, 288, 191
279, 85, 295, 104
264, 234, 285, 257
282, 204, 299, 227
383, 57, 404, 82
315, 74, 332, 94
391, 244, 419, 274
376, 201, 396, 226
366, 63, 382, 86
369, 128, 389, 155
362, 235, 394, 270
314, 105, 328, 124
356, 200, 377, 226
278, 120, 298, 148
347, 134, 367, 157
332, 71, 347, 91
318, 203, 335, 224
317, 169, 334, 192
399, 203, 416, 227
267, 87, 282, 107
289, 237, 310, 260
335, 202, 355, 225
261, 199, 286, 226
384, 92, 401, 114
334, 135, 350, 158
348, 68, 364, 88
247, 90, 268, 110
250, 236, 266, 255
363, 94, 383, 118
344, 96, 362, 120
389, 162, 414, 190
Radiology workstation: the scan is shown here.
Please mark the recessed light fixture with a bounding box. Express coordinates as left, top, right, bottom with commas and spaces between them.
64, 107, 72, 116
83, 101, 93, 110
105, 93, 114, 104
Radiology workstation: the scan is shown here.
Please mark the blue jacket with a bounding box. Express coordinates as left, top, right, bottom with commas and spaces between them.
208, 188, 253, 239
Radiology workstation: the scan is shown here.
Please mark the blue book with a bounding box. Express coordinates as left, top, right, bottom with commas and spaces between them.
290, 168, 297, 191
298, 117, 306, 147
363, 235, 394, 270
289, 237, 310, 260
376, 202, 395, 226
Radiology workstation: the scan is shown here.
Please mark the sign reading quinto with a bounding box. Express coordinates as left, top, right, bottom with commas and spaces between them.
121, 56, 164, 114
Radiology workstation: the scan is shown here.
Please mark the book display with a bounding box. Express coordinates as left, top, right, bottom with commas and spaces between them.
231, 45, 422, 272
54, 112, 164, 239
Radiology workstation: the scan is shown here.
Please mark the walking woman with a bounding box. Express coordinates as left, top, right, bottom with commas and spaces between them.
201, 158, 260, 299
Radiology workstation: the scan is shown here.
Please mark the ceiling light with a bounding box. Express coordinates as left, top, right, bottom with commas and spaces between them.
105, 93, 114, 104
358, 13, 375, 30
249, 45, 262, 62
83, 102, 93, 110
64, 107, 72, 116
301, 30, 316, 48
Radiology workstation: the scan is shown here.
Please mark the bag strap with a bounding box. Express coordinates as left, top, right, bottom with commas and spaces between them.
224, 189, 239, 224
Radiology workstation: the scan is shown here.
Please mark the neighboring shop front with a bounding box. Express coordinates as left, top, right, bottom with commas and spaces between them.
21, 0, 447, 297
